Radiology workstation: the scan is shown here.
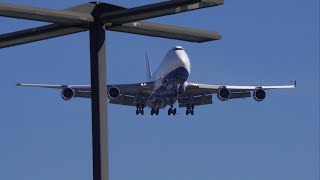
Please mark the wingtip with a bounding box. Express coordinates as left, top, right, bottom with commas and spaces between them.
294, 80, 297, 87
16, 83, 21, 86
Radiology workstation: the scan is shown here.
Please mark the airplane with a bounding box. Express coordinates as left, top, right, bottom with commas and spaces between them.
17, 46, 296, 116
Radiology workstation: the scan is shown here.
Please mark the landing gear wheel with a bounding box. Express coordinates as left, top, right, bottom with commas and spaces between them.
191, 109, 194, 115
135, 104, 145, 115
173, 108, 177, 115
168, 108, 171, 115
168, 108, 177, 116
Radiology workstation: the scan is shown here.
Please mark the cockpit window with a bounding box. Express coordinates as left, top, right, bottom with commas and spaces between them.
173, 47, 184, 51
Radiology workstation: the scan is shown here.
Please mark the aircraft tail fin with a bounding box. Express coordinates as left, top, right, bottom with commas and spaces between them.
145, 52, 152, 80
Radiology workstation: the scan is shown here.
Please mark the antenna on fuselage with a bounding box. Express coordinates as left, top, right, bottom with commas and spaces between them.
145, 52, 152, 80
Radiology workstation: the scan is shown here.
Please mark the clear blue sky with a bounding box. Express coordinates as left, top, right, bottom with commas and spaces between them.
0, 0, 319, 180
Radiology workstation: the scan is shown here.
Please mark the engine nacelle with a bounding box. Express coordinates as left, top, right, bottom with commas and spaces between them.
61, 88, 74, 101
253, 88, 266, 102
108, 87, 120, 99
217, 86, 231, 101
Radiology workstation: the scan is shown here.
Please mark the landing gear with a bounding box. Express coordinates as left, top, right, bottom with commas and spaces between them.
151, 108, 159, 116
186, 104, 194, 116
176, 84, 184, 95
135, 104, 144, 115
168, 108, 177, 116
186, 109, 194, 115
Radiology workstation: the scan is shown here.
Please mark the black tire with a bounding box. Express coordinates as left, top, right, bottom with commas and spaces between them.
141, 110, 144, 115
173, 108, 177, 115
186, 109, 189, 115
136, 110, 139, 115
191, 109, 194, 115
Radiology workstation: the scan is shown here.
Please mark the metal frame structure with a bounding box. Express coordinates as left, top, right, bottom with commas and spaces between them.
0, 1, 224, 180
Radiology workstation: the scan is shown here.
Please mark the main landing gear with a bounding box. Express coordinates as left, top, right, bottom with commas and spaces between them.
186, 104, 194, 115
168, 107, 176, 116
136, 104, 144, 115
151, 108, 159, 116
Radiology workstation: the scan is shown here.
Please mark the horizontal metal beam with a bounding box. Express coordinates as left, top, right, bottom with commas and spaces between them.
0, 20, 221, 48
0, 2, 99, 48
108, 21, 221, 42
0, 2, 93, 24
100, 0, 224, 24
0, 1, 224, 48
0, 24, 86, 48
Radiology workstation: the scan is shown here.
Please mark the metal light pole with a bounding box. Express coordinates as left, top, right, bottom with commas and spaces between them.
89, 14, 108, 180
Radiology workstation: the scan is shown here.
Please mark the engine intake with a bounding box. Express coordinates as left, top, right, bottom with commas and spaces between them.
253, 88, 266, 102
61, 88, 74, 101
217, 86, 231, 101
108, 87, 120, 98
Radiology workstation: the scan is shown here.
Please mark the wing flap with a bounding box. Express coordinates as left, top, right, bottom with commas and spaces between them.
76, 91, 91, 98
178, 94, 213, 107
229, 92, 251, 99
109, 95, 148, 107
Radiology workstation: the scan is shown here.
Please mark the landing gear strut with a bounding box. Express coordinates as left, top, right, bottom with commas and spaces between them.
136, 104, 144, 115
186, 104, 194, 115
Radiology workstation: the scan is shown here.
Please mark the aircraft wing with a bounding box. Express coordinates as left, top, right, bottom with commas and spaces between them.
178, 81, 296, 107
17, 82, 155, 106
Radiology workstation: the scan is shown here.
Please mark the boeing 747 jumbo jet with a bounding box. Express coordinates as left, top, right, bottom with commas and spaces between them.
17, 46, 296, 116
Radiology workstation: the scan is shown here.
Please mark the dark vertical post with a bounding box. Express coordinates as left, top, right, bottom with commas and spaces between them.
89, 18, 108, 180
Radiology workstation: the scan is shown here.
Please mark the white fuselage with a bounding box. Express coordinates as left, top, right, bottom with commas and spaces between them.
147, 46, 191, 108
151, 46, 191, 81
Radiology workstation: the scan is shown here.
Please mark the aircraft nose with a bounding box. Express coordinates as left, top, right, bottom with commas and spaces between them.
172, 46, 190, 71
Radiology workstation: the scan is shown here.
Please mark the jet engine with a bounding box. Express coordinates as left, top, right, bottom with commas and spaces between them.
217, 86, 231, 101
253, 88, 266, 102
108, 87, 120, 99
61, 88, 75, 100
